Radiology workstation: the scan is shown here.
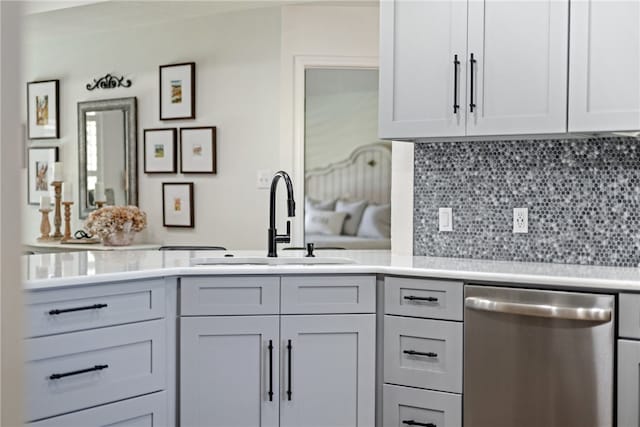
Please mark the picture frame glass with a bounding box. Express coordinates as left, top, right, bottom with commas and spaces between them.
145, 130, 176, 173
160, 64, 194, 120
181, 128, 215, 173
28, 81, 59, 139
28, 147, 58, 205
163, 183, 193, 227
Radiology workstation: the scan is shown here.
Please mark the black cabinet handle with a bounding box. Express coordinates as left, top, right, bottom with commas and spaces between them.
286, 339, 292, 401
268, 340, 274, 401
453, 54, 460, 114
469, 53, 477, 112
403, 420, 436, 427
404, 350, 438, 358
403, 296, 438, 302
49, 364, 109, 380
49, 303, 108, 315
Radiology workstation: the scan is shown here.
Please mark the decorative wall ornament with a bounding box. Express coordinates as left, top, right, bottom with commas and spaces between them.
86, 74, 132, 91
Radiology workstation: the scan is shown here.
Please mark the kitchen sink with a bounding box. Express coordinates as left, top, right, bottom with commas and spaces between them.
190, 256, 356, 266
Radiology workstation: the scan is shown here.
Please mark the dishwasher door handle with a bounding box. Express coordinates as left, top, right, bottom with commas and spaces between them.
465, 297, 612, 322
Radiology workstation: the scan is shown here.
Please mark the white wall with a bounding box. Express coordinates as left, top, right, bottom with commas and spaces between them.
305, 68, 384, 170
22, 5, 282, 249
1, 2, 25, 425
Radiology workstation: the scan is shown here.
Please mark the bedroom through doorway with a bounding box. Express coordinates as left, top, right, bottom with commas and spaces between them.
303, 68, 392, 250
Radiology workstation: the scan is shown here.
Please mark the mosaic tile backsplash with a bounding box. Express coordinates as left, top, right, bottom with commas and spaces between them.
413, 137, 640, 267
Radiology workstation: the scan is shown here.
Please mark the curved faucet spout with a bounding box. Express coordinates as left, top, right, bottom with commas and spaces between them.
268, 171, 296, 257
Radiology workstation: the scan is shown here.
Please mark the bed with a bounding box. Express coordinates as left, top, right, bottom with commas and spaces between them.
304, 142, 392, 250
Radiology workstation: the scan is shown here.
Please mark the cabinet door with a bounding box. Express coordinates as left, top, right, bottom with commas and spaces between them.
618, 340, 640, 426
180, 316, 279, 427
569, 0, 640, 132
280, 315, 375, 427
467, 0, 569, 135
379, 0, 467, 139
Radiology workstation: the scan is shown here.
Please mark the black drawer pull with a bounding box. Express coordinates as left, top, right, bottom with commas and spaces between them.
49, 364, 109, 380
469, 52, 477, 112
268, 340, 274, 401
286, 339, 293, 401
453, 54, 460, 114
403, 296, 438, 302
403, 420, 436, 427
404, 350, 438, 358
49, 303, 108, 315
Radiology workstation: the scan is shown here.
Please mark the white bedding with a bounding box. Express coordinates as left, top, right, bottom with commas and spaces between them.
305, 234, 391, 250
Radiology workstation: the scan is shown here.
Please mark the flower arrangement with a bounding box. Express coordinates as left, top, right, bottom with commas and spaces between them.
84, 205, 147, 246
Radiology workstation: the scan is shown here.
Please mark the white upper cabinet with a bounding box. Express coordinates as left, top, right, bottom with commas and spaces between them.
379, 0, 468, 139
569, 0, 640, 132
466, 0, 569, 135
379, 0, 573, 139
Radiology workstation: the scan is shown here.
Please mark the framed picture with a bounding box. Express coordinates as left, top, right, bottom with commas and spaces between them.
144, 128, 177, 173
159, 62, 196, 120
180, 126, 217, 173
27, 147, 59, 205
27, 80, 60, 140
163, 182, 194, 228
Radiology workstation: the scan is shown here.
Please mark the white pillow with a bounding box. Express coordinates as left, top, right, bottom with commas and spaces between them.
305, 196, 336, 212
336, 199, 368, 236
357, 204, 391, 238
305, 210, 348, 235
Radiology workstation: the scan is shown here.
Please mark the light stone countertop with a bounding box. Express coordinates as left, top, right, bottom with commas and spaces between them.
22, 249, 640, 293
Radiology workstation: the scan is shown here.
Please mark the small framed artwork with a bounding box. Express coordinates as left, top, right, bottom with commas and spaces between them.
27, 147, 59, 205
159, 62, 196, 120
144, 128, 177, 173
163, 182, 194, 228
27, 80, 60, 140
180, 126, 217, 174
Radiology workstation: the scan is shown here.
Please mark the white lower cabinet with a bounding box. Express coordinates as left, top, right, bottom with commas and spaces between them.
383, 384, 461, 427
280, 315, 376, 427
618, 340, 640, 426
29, 392, 167, 427
180, 316, 280, 427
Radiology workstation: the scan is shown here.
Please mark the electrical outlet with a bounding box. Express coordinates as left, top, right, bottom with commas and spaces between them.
257, 170, 272, 189
439, 208, 453, 232
513, 208, 528, 233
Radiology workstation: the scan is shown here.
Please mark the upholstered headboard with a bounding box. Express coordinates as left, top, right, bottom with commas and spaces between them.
305, 142, 392, 204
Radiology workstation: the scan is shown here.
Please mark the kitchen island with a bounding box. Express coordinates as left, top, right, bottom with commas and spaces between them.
22, 250, 640, 427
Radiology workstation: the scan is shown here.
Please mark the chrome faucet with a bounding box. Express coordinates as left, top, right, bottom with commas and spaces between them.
267, 171, 296, 257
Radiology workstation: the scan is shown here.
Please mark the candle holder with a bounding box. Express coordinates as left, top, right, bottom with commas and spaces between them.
95, 201, 106, 209
37, 209, 52, 241
61, 202, 74, 242
50, 181, 63, 240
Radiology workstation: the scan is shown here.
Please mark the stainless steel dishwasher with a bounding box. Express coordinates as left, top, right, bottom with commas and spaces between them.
464, 285, 614, 427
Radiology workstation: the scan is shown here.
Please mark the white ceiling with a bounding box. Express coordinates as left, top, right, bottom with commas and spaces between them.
22, 0, 376, 43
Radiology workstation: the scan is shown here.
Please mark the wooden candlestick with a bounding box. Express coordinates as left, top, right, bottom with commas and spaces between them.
61, 202, 74, 242
37, 209, 52, 241
95, 201, 106, 209
50, 181, 63, 240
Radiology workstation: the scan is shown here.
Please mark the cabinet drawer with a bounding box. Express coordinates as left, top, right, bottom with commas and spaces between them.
29, 392, 168, 427
26, 320, 166, 421
281, 275, 376, 314
619, 293, 640, 339
383, 384, 461, 427
181, 276, 280, 315
385, 277, 463, 321
384, 315, 462, 393
26, 279, 166, 338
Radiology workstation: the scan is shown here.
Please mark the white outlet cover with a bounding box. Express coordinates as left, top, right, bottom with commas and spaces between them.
439, 208, 453, 232
257, 170, 272, 189
513, 208, 528, 233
